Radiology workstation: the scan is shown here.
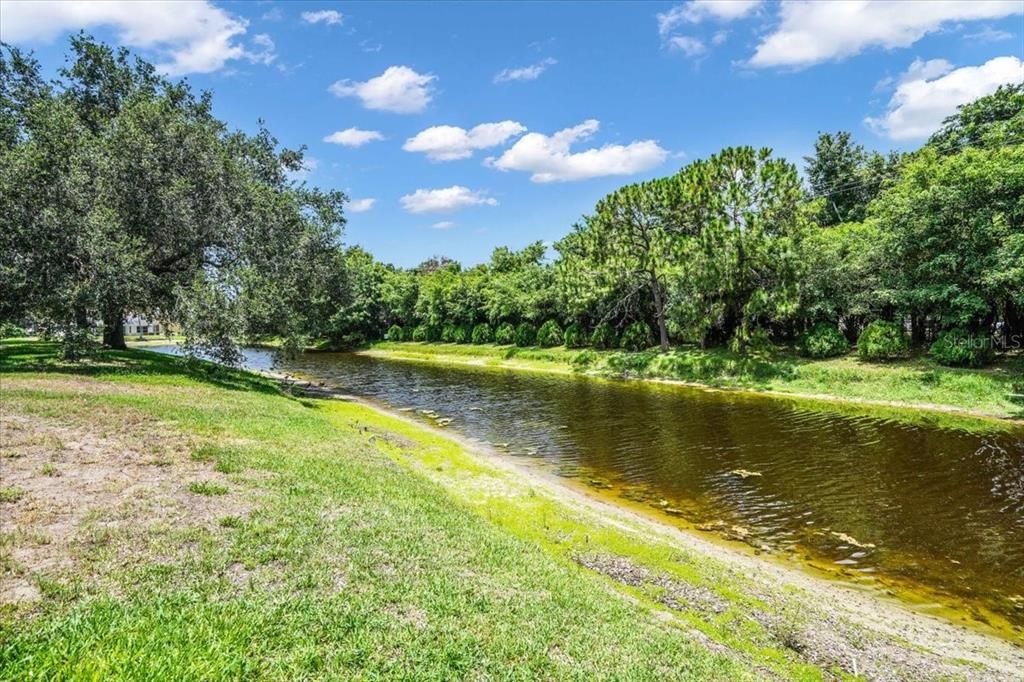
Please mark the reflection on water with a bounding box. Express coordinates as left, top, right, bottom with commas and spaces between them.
149, 345, 1024, 634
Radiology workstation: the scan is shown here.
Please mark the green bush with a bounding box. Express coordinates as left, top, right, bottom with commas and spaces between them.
495, 322, 516, 345
514, 322, 536, 347
930, 328, 994, 367
536, 320, 564, 348
590, 323, 617, 350
564, 322, 587, 348
0, 322, 26, 338
857, 320, 909, 361
799, 323, 849, 358
471, 323, 493, 344
440, 324, 458, 343
620, 321, 654, 351
411, 324, 429, 342
385, 325, 404, 342
452, 324, 471, 344
572, 349, 597, 368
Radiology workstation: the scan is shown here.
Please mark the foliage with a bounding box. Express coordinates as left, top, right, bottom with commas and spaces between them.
590, 323, 618, 350
536, 320, 564, 347
495, 322, 515, 345
514, 322, 536, 347
0, 38, 347, 360
620, 321, 654, 351
441, 324, 458, 343
471, 323, 493, 344
0, 322, 26, 338
385, 325, 405, 342
411, 324, 429, 342
930, 328, 995, 367
804, 132, 896, 226
799, 323, 850, 358
857, 321, 909, 361
452, 324, 470, 344
563, 322, 587, 349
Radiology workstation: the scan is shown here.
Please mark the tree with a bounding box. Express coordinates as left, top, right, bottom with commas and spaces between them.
671, 147, 806, 347
870, 143, 1024, 333
928, 83, 1024, 155
1, 37, 349, 360
556, 179, 683, 351
804, 132, 896, 226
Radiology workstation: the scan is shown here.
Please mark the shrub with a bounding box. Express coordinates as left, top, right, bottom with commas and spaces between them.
536, 320, 564, 347
564, 322, 587, 348
471, 323, 493, 344
857, 320, 909, 361
514, 322, 536, 347
572, 349, 597, 369
620, 321, 654, 351
411, 324, 429, 342
452, 324, 471, 344
930, 328, 994, 367
590, 322, 617, 350
495, 322, 516, 345
385, 324, 404, 342
0, 322, 25, 338
799, 323, 849, 358
440, 324, 458, 343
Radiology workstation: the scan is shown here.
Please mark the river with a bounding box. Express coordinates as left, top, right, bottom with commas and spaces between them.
149, 345, 1024, 638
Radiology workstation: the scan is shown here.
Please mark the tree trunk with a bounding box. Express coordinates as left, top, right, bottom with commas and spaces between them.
650, 275, 670, 352
103, 311, 126, 350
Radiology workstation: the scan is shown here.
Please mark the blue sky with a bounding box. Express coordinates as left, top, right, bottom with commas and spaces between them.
2, 1, 1022, 267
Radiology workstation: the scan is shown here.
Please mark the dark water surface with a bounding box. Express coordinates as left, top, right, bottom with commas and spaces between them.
151, 345, 1024, 636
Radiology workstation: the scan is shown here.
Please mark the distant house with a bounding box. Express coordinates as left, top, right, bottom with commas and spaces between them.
122, 314, 170, 336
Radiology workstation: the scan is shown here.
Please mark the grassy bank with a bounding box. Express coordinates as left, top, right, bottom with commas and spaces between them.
3, 341, 1022, 679
364, 341, 1024, 421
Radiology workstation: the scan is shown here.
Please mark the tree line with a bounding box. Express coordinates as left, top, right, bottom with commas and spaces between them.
2, 38, 1022, 367
331, 85, 1023, 366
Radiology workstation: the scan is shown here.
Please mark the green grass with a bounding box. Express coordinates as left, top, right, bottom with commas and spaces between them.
0, 487, 25, 503
188, 481, 229, 496
366, 341, 1024, 420
4, 340, 1013, 679
0, 340, 763, 680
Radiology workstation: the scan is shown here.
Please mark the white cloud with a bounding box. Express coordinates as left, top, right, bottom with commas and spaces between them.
486, 119, 669, 183
400, 186, 498, 214
658, 1, 761, 35
301, 10, 343, 26
323, 128, 385, 147
750, 1, 1023, 69
348, 198, 376, 213
431, 221, 456, 230
964, 26, 1015, 42
668, 36, 706, 57
865, 56, 1024, 140
494, 58, 557, 83
248, 33, 276, 65
329, 66, 436, 114
711, 30, 729, 46
0, 0, 272, 76
403, 121, 526, 161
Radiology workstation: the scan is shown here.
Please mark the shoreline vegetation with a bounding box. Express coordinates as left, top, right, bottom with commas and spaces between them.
3, 340, 1023, 680
358, 341, 1024, 424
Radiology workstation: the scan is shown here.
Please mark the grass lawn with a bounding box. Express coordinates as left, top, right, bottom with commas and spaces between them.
3, 340, 1021, 680
364, 341, 1024, 421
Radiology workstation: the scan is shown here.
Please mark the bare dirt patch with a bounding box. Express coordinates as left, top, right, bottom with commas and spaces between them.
1, 410, 250, 606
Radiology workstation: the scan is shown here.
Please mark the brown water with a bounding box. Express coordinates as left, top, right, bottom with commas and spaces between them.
152, 346, 1024, 638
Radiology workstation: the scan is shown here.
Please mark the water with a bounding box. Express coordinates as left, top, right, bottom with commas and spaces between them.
150, 345, 1024, 636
